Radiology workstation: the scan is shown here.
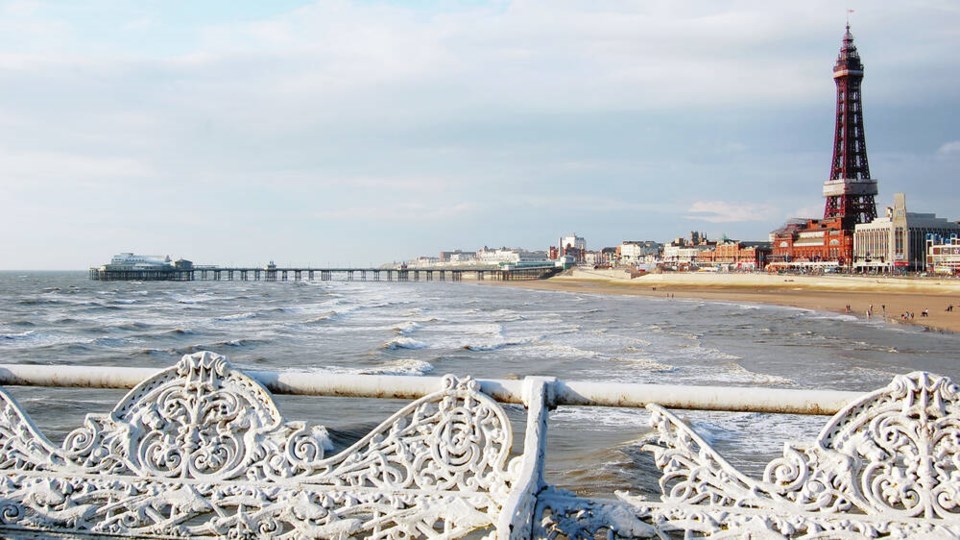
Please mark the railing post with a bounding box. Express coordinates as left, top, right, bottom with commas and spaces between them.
499, 376, 554, 539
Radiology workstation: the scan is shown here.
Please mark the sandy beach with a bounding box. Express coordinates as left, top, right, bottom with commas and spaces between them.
497, 269, 960, 334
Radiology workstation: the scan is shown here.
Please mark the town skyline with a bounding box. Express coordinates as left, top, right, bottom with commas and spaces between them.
2, 1, 959, 270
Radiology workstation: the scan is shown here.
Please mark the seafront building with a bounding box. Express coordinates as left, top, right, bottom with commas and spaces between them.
476, 247, 550, 266
695, 240, 772, 271
558, 234, 587, 263
853, 193, 960, 272
926, 236, 960, 275
409, 246, 554, 268
662, 232, 715, 269
770, 24, 877, 269
99, 253, 193, 271
438, 250, 477, 264
618, 241, 661, 265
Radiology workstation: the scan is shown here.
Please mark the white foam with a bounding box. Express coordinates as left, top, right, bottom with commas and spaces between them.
382, 336, 428, 350
393, 321, 421, 335
687, 411, 822, 460
172, 293, 216, 304
710, 362, 795, 386
551, 406, 649, 429
306, 312, 336, 323
615, 356, 676, 373
359, 359, 435, 376
521, 343, 600, 359
462, 337, 535, 352
1, 330, 36, 341
214, 312, 258, 322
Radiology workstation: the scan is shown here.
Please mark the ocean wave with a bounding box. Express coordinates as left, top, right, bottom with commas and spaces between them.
715, 362, 795, 386
484, 309, 525, 322
107, 321, 151, 331
359, 359, 435, 376
214, 312, 259, 322
304, 311, 342, 324
1, 330, 37, 341
165, 328, 196, 336
522, 343, 600, 359
460, 332, 542, 352
198, 338, 268, 349
671, 344, 740, 362
849, 365, 905, 380
802, 312, 859, 322
382, 337, 427, 350
688, 411, 822, 466
615, 356, 676, 373
172, 294, 216, 305
551, 406, 649, 429
16, 298, 64, 306
393, 321, 421, 335
462, 342, 512, 352
92, 337, 131, 348
10, 320, 37, 327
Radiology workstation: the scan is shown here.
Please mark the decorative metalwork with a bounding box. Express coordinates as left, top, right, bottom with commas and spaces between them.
0, 352, 520, 538
539, 371, 960, 538
5, 356, 960, 539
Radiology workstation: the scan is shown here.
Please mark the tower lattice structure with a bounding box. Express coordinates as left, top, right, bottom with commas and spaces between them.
822, 24, 877, 229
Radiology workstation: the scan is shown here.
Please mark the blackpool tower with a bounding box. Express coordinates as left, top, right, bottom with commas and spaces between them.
822, 24, 878, 229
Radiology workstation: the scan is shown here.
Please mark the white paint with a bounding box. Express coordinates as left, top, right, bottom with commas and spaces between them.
1, 353, 957, 538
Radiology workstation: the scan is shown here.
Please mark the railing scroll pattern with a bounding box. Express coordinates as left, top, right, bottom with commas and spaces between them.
2, 353, 960, 538
538, 371, 960, 538
0, 352, 521, 538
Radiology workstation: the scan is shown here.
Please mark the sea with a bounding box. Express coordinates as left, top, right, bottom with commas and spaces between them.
2, 271, 959, 497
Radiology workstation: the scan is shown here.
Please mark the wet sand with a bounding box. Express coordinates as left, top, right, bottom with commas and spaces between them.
495, 270, 960, 334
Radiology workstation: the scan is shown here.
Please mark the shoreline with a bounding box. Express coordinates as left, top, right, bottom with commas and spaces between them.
493, 270, 960, 334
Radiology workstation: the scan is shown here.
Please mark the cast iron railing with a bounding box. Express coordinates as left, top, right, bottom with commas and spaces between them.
0, 352, 956, 538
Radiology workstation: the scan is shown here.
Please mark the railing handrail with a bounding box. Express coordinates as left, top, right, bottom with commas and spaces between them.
0, 363, 863, 415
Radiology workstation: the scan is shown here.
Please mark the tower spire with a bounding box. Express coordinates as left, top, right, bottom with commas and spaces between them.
822, 22, 877, 228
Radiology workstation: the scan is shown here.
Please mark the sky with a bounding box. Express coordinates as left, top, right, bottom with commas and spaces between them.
1, 0, 958, 269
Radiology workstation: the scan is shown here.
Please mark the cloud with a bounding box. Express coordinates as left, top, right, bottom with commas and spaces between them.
686, 201, 777, 223
937, 141, 960, 156
314, 202, 476, 222
2, 1, 960, 268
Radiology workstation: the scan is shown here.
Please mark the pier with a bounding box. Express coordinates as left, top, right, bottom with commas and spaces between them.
89, 265, 562, 282
0, 352, 957, 538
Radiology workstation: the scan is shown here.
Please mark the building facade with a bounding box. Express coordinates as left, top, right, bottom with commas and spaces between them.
618, 241, 662, 265
696, 241, 772, 270
662, 233, 716, 268
853, 193, 960, 272
927, 236, 960, 275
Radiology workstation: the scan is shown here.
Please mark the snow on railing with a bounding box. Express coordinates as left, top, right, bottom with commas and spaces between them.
0, 352, 957, 538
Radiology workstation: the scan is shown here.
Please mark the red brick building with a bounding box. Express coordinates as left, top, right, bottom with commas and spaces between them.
696, 241, 772, 270
770, 218, 853, 267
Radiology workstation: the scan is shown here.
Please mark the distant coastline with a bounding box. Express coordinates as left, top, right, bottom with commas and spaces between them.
495, 269, 960, 334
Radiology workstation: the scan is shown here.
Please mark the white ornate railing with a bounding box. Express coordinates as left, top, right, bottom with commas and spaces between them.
0, 352, 957, 538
